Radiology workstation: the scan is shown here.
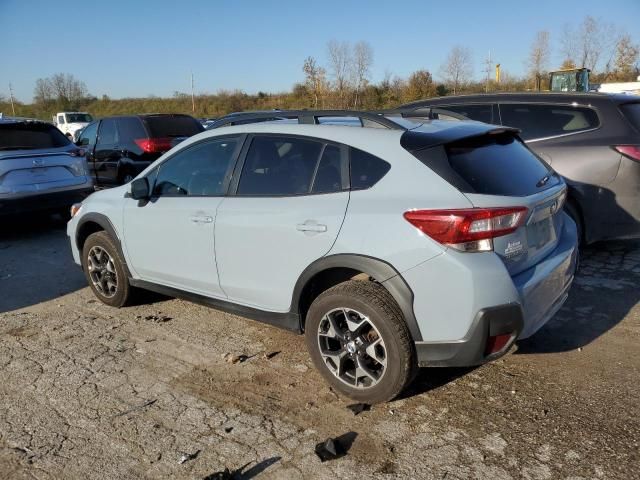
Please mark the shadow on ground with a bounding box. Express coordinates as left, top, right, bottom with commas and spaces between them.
518, 240, 640, 354
0, 214, 86, 313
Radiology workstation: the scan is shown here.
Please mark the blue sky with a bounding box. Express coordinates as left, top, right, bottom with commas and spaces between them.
2, 0, 639, 102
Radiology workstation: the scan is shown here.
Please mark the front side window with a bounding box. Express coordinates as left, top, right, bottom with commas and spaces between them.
77, 122, 98, 147
97, 119, 118, 146
499, 103, 599, 141
237, 136, 324, 195
153, 138, 239, 196
58, 115, 65, 124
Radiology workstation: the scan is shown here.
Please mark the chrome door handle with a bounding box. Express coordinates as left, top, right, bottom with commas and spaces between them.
296, 223, 327, 232
190, 215, 213, 224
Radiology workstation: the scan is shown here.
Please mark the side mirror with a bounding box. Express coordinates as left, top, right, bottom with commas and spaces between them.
130, 177, 150, 200
75, 138, 88, 147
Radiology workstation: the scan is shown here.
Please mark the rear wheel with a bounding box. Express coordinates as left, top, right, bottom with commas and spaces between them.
305, 280, 415, 404
81, 231, 132, 307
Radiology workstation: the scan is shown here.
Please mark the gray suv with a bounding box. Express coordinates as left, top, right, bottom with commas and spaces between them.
67, 117, 578, 403
0, 119, 94, 217
398, 92, 640, 244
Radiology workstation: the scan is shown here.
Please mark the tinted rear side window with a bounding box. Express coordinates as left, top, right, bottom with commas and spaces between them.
444, 134, 560, 196
350, 148, 391, 190
144, 115, 204, 138
118, 117, 147, 140
237, 136, 324, 195
620, 103, 640, 133
499, 103, 599, 140
0, 123, 70, 150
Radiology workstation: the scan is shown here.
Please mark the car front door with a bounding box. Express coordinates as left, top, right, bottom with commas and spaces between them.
215, 134, 350, 312
122, 136, 242, 297
77, 121, 99, 177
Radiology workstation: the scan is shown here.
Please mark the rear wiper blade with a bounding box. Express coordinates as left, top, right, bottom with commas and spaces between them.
536, 173, 552, 188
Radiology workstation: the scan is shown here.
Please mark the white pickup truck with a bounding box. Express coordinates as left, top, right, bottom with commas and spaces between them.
52, 112, 93, 141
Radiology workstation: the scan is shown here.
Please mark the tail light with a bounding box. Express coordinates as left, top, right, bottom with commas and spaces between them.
613, 145, 640, 162
404, 207, 528, 252
134, 137, 173, 153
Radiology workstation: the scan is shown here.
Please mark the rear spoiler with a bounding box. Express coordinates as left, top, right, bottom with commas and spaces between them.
400, 124, 521, 151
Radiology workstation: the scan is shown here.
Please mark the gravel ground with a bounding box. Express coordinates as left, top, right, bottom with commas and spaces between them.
0, 216, 638, 480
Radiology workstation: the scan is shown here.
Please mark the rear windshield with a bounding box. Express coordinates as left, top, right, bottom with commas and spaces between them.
143, 115, 204, 138
408, 133, 560, 197
620, 103, 640, 133
445, 134, 560, 196
0, 122, 70, 151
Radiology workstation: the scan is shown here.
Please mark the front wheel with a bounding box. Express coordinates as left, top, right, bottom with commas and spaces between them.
305, 280, 415, 404
81, 231, 132, 307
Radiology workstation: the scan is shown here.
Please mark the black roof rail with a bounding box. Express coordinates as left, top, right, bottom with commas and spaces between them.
208, 109, 407, 130
375, 107, 470, 121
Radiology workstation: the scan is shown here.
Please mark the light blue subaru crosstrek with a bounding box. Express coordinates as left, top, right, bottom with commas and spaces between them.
67, 114, 578, 403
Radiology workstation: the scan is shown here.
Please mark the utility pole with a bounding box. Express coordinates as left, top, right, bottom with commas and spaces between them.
190, 71, 195, 114
8, 83, 16, 116
483, 51, 492, 93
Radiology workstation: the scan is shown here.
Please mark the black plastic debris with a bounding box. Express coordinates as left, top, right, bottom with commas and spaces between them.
145, 314, 172, 322
314, 438, 344, 462
264, 351, 280, 359
178, 449, 201, 464
203, 467, 232, 480
347, 403, 371, 415
224, 426, 233, 433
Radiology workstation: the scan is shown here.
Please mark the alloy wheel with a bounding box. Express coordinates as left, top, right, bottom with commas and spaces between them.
87, 246, 118, 298
317, 308, 387, 389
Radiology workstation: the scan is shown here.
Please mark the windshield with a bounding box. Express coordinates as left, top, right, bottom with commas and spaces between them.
66, 113, 93, 123
0, 122, 71, 151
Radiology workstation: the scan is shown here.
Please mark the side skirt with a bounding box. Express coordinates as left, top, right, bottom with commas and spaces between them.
129, 279, 301, 333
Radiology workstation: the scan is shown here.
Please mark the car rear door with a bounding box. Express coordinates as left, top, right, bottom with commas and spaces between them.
122, 136, 242, 297
214, 134, 349, 312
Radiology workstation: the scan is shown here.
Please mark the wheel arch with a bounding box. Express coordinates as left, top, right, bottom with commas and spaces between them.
76, 213, 131, 277
291, 254, 422, 341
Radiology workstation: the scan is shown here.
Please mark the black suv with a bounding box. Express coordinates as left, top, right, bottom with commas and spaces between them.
76, 114, 204, 187
398, 93, 640, 243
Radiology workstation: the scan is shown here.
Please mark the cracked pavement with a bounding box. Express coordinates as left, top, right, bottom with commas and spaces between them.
0, 217, 638, 479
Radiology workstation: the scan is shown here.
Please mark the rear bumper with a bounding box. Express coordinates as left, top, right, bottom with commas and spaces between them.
0, 185, 94, 216
410, 214, 578, 368
415, 303, 523, 367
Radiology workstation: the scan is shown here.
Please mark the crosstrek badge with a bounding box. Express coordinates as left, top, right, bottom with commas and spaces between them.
504, 240, 524, 257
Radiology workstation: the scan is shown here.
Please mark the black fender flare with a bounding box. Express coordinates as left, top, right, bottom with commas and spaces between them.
290, 254, 423, 341
76, 212, 132, 277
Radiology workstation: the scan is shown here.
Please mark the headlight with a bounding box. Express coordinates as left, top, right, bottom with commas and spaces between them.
70, 203, 83, 218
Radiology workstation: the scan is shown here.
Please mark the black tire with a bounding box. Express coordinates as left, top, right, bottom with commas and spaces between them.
81, 231, 132, 307
564, 201, 583, 246
305, 280, 416, 404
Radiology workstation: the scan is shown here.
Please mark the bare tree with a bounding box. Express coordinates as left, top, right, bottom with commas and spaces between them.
562, 16, 618, 73
439, 46, 473, 94
33, 78, 54, 104
327, 40, 352, 108
352, 41, 373, 108
614, 34, 640, 81
34, 73, 88, 108
528, 30, 551, 90
302, 56, 327, 108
